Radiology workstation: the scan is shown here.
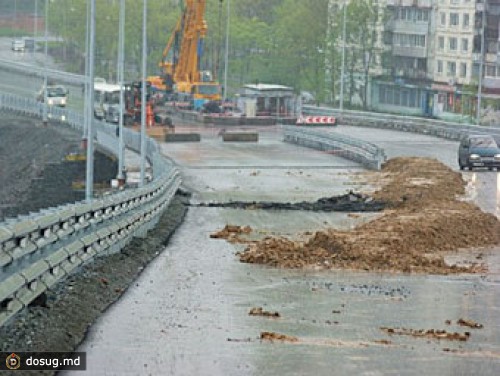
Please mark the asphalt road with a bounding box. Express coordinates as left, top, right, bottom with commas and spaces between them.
0, 37, 84, 110
63, 126, 500, 376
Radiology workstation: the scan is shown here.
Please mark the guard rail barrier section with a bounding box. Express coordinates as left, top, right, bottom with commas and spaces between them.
0, 91, 181, 327
302, 106, 500, 141
283, 125, 386, 170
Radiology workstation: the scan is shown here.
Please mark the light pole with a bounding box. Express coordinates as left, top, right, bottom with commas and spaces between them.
34, 0, 37, 45
117, 0, 126, 185
42, 0, 49, 125
140, 0, 147, 187
83, 0, 90, 145
340, 2, 347, 111
476, 1, 487, 125
223, 0, 230, 102
85, 0, 96, 201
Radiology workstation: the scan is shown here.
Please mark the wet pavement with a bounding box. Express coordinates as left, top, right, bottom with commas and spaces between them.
64, 127, 500, 375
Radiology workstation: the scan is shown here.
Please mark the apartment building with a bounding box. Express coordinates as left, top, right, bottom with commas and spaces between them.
371, 0, 500, 119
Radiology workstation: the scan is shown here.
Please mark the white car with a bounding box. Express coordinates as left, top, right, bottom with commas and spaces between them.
11, 39, 25, 52
37, 85, 68, 107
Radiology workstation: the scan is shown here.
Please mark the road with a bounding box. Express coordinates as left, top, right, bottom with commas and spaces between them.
0, 37, 84, 110
63, 126, 500, 376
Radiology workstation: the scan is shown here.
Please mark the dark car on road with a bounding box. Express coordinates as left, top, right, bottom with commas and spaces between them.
458, 134, 500, 170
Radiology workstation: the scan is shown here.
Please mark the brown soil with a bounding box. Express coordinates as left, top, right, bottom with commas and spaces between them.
235, 157, 500, 274
457, 318, 484, 329
249, 307, 281, 318
381, 327, 470, 341
210, 225, 253, 243
260, 332, 298, 343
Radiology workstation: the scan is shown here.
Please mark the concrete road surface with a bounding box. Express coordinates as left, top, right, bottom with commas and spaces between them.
64, 127, 500, 376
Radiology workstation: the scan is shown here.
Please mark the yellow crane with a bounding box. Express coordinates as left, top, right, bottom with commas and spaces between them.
153, 0, 222, 110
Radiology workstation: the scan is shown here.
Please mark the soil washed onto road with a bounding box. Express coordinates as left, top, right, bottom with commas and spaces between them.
231, 158, 500, 274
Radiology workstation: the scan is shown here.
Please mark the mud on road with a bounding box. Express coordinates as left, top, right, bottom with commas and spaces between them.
228, 158, 500, 274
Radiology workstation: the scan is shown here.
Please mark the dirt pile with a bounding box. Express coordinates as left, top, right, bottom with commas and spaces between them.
249, 307, 280, 318
210, 225, 252, 243
380, 327, 470, 341
260, 332, 298, 343
236, 157, 500, 274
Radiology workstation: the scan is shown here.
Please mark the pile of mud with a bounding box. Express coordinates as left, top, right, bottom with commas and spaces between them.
236, 157, 500, 274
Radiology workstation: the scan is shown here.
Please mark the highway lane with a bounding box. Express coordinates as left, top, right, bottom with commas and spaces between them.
65, 127, 500, 376
0, 37, 84, 110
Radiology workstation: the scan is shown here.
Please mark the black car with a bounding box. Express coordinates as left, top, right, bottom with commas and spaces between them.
458, 134, 500, 170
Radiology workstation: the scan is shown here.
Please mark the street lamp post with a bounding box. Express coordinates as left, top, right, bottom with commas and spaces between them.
117, 0, 126, 185
140, 0, 147, 187
42, 0, 49, 125
340, 2, 347, 111
223, 0, 230, 102
85, 0, 96, 201
476, 1, 487, 125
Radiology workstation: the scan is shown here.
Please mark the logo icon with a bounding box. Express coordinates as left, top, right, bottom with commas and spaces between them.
6, 353, 21, 370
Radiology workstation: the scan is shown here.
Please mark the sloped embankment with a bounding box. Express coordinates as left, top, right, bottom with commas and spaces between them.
236, 158, 500, 274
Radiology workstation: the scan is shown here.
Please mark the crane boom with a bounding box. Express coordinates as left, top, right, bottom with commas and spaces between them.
157, 0, 221, 110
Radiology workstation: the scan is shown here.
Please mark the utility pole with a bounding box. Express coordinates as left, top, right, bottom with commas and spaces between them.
34, 0, 37, 52
42, 0, 48, 126
340, 2, 347, 111
85, 0, 96, 201
140, 0, 147, 187
223, 0, 230, 102
476, 0, 487, 125
117, 0, 126, 186
83, 0, 90, 145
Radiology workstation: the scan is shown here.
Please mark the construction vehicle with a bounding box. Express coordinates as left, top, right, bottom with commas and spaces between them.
123, 81, 173, 138
150, 0, 222, 111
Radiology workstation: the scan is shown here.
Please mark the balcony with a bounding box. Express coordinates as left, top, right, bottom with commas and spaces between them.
386, 0, 431, 7
387, 20, 429, 34
483, 77, 500, 89
393, 46, 427, 58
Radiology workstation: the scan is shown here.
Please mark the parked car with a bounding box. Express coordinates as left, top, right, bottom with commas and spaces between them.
37, 85, 69, 107
458, 134, 500, 170
11, 39, 25, 52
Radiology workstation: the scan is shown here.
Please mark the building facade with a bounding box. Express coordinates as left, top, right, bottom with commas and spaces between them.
370, 0, 500, 122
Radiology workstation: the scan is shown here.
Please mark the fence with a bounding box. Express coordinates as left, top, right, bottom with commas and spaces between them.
0, 91, 181, 327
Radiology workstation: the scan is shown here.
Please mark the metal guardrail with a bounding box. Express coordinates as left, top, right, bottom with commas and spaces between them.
302, 105, 500, 141
0, 91, 181, 327
0, 58, 86, 85
283, 125, 386, 170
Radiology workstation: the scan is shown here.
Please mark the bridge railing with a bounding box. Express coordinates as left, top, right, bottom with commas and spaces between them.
0, 91, 180, 327
302, 105, 500, 141
283, 125, 387, 170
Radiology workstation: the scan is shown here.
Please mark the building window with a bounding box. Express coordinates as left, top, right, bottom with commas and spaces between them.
486, 65, 496, 77
451, 0, 460, 4
439, 36, 445, 50
461, 38, 468, 52
449, 37, 457, 51
447, 61, 457, 76
438, 60, 443, 74
440, 12, 446, 26
463, 14, 469, 28
450, 13, 459, 26
460, 63, 467, 77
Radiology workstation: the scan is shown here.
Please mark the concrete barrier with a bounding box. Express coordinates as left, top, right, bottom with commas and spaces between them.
165, 133, 201, 142
222, 132, 259, 142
